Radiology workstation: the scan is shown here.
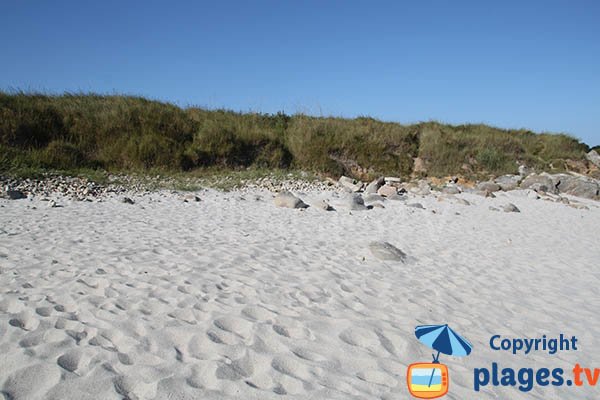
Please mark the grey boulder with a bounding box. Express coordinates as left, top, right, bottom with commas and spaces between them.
586, 150, 600, 168
4, 190, 26, 200
555, 175, 599, 199
476, 181, 501, 192
274, 191, 309, 209
339, 176, 363, 192
345, 193, 369, 210
369, 241, 407, 262
520, 173, 557, 194
442, 185, 461, 195
364, 177, 385, 194
377, 184, 398, 197
494, 175, 522, 191
502, 203, 520, 213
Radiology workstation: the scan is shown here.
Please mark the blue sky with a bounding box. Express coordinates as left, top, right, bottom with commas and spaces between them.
1, 1, 599, 145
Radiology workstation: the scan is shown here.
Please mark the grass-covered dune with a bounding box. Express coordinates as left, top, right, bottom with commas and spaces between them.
0, 92, 591, 180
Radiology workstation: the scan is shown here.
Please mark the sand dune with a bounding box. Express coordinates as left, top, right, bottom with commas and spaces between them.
1, 189, 599, 399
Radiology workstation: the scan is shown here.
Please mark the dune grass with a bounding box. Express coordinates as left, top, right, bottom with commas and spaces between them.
0, 91, 590, 181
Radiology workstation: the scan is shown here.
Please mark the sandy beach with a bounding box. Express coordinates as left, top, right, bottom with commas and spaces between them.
1, 186, 599, 399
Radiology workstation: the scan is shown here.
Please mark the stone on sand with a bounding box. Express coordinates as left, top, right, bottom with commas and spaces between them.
318, 200, 335, 211
476, 181, 501, 192
502, 203, 521, 213
4, 190, 26, 200
364, 177, 385, 194
339, 176, 363, 192
183, 194, 202, 202
369, 241, 407, 262
442, 185, 461, 195
377, 184, 397, 197
345, 193, 369, 210
274, 191, 309, 209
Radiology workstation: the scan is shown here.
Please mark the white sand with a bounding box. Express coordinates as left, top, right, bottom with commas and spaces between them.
1, 189, 599, 399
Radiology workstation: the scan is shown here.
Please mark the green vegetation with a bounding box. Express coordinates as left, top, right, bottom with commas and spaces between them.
0, 92, 590, 181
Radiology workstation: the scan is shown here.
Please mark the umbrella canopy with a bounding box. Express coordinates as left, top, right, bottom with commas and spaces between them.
415, 324, 473, 357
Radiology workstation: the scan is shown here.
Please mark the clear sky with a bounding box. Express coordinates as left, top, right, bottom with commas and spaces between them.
1, 1, 598, 145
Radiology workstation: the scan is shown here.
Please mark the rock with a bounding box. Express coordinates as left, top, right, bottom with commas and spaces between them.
442, 185, 461, 195
495, 175, 522, 191
370, 202, 385, 209
273, 191, 309, 209
384, 177, 402, 184
48, 199, 59, 208
184, 194, 201, 202
555, 175, 599, 199
518, 165, 532, 176
339, 176, 363, 192
489, 206, 499, 212
586, 150, 600, 168
364, 177, 385, 194
122, 197, 135, 204
318, 200, 335, 211
369, 241, 407, 262
502, 203, 520, 213
526, 190, 540, 199
4, 190, 26, 200
520, 173, 557, 194
407, 203, 424, 209
455, 198, 470, 206
411, 181, 431, 196
345, 193, 368, 210
476, 181, 501, 192
377, 184, 397, 197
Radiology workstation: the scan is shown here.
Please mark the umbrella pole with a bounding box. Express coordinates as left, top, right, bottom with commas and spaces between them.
428, 351, 440, 387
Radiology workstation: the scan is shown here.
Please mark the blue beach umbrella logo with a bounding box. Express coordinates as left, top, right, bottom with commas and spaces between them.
407, 324, 473, 399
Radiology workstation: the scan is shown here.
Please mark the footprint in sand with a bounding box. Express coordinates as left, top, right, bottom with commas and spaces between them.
213, 316, 253, 339
241, 305, 277, 322
3, 363, 61, 400
0, 296, 24, 313
57, 349, 91, 374
9, 309, 39, 331
356, 370, 398, 387
272, 318, 314, 340
216, 351, 256, 381
271, 355, 319, 381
